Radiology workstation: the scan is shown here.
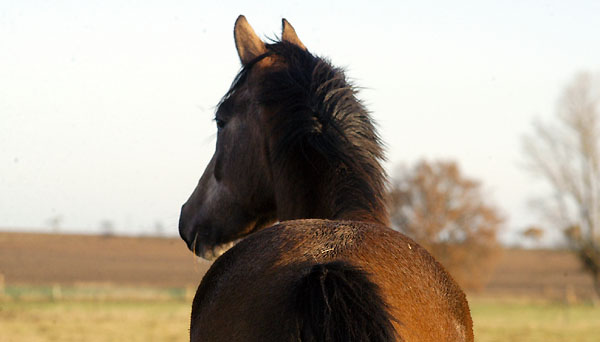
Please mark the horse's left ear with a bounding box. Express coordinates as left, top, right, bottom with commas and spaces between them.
282, 19, 306, 50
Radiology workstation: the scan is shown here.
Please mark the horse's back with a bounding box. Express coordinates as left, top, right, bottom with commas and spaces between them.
190, 219, 473, 342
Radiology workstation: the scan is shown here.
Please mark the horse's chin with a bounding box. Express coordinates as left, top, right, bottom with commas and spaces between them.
195, 239, 239, 261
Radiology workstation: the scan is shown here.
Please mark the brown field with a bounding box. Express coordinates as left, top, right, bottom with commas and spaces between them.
0, 231, 596, 300
482, 248, 596, 301
0, 232, 210, 288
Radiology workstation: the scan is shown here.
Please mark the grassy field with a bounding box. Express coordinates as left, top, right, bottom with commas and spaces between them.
471, 298, 600, 342
1, 232, 599, 341
1, 295, 599, 342
0, 298, 190, 342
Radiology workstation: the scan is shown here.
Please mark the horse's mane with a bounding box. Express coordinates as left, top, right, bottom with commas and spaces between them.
221, 41, 388, 223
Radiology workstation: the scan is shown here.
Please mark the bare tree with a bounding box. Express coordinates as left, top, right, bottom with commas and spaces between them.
99, 219, 115, 237
45, 215, 63, 233
154, 220, 165, 237
522, 226, 545, 243
389, 160, 503, 291
522, 71, 600, 296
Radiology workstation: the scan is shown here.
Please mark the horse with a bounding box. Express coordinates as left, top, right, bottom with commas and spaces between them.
178, 15, 474, 342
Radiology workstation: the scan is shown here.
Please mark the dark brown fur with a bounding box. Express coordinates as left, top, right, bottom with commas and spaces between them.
180, 16, 474, 341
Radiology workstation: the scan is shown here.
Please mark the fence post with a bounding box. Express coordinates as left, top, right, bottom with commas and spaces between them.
52, 283, 62, 301
0, 273, 5, 299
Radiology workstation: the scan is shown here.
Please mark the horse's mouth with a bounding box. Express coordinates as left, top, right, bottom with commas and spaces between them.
189, 218, 275, 261
192, 236, 240, 261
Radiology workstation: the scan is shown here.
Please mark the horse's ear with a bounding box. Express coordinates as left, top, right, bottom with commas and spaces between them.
281, 18, 306, 50
234, 15, 267, 65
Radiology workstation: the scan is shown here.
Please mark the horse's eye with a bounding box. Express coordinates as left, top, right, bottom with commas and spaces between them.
215, 118, 226, 130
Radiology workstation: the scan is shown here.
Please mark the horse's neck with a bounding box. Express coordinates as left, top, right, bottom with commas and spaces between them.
274, 173, 389, 226
335, 207, 389, 227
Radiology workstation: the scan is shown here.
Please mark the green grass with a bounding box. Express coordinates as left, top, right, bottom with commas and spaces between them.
471, 298, 600, 342
0, 299, 191, 342
2, 284, 193, 301
1, 293, 599, 341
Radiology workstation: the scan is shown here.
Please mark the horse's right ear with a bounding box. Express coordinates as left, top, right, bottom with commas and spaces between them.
234, 15, 267, 65
282, 19, 306, 50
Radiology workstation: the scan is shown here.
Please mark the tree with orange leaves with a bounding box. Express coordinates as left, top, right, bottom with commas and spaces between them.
389, 160, 503, 290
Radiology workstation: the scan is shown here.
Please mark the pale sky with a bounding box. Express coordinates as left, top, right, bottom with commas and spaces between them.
1, 1, 599, 244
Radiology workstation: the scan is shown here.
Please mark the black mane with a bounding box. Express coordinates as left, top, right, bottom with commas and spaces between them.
223, 41, 388, 223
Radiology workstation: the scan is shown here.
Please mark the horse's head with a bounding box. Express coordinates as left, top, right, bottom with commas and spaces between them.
180, 16, 387, 259
179, 16, 305, 259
